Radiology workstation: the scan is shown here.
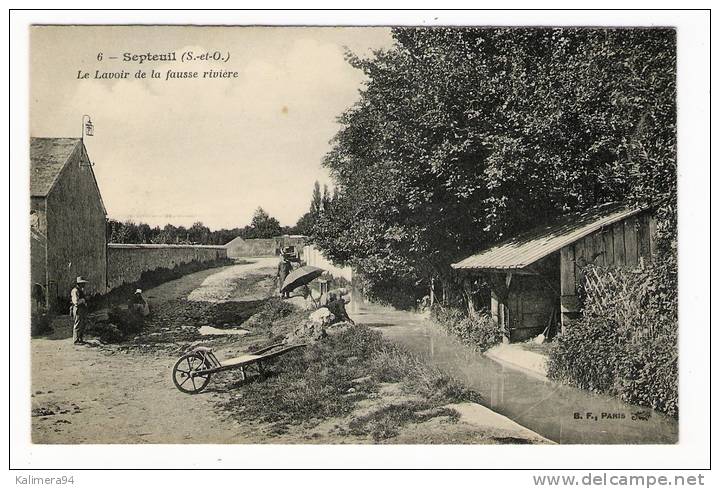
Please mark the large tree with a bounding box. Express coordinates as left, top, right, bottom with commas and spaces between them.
247, 207, 282, 239
314, 27, 676, 307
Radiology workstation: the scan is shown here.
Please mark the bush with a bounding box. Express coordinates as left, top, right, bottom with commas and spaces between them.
431, 305, 502, 352
615, 330, 678, 418
86, 305, 145, 343
546, 317, 622, 393
245, 298, 296, 329
547, 263, 678, 418
31, 312, 52, 336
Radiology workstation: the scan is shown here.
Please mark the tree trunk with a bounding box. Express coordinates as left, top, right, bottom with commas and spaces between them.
462, 279, 478, 319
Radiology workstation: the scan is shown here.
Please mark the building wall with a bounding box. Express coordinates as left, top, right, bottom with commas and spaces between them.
30, 199, 48, 312
107, 244, 227, 290
226, 236, 308, 258
279, 236, 307, 257
30, 198, 47, 294
560, 211, 656, 327
303, 244, 352, 282
45, 144, 107, 308
226, 238, 277, 258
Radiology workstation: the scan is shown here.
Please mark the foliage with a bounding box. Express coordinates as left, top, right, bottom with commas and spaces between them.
245, 207, 282, 239
312, 26, 676, 307
547, 263, 678, 418
311, 181, 322, 215
546, 316, 623, 393
219, 326, 479, 435
291, 180, 337, 239
431, 304, 502, 352
244, 297, 297, 329
615, 328, 678, 418
30, 312, 52, 336
107, 204, 309, 245
293, 211, 315, 237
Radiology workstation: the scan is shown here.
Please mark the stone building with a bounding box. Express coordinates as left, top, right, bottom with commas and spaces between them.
30, 138, 107, 311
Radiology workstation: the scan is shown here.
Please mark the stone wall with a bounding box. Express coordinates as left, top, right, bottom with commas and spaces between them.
45, 143, 107, 306
226, 235, 307, 258
107, 243, 227, 290
226, 237, 278, 258
303, 244, 352, 282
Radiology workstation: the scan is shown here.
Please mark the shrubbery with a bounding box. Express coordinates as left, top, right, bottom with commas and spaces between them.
431, 304, 502, 352
31, 312, 52, 336
245, 298, 296, 328
547, 263, 678, 418
86, 306, 145, 343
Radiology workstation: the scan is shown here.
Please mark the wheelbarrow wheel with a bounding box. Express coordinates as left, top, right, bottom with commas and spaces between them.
172, 352, 211, 394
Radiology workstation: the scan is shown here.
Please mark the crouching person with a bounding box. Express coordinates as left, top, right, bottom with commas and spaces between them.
326, 292, 355, 326
129, 289, 150, 317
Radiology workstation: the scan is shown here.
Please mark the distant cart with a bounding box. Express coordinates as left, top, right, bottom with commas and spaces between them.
172, 343, 306, 394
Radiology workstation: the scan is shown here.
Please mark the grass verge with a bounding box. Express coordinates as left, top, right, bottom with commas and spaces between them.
217, 325, 481, 440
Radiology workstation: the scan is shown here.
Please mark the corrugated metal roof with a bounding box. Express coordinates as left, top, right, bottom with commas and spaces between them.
30, 138, 81, 197
452, 203, 642, 271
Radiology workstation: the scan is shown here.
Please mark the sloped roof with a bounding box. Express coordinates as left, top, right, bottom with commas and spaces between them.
30, 137, 81, 197
452, 203, 643, 271
224, 236, 246, 247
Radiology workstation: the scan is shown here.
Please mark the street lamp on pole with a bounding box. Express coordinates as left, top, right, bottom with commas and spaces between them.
81, 114, 94, 140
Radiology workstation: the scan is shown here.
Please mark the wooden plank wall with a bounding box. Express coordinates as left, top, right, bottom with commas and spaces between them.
560, 211, 656, 330
508, 275, 557, 341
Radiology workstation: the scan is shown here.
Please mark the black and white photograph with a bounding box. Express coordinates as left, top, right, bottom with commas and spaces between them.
8, 7, 712, 481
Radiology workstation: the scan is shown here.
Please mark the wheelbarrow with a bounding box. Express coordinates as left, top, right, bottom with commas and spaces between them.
171, 343, 306, 394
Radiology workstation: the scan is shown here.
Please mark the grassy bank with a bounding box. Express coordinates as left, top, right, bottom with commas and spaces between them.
431, 304, 502, 352
218, 324, 482, 441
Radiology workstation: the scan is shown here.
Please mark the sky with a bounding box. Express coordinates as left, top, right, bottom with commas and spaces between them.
30, 26, 394, 230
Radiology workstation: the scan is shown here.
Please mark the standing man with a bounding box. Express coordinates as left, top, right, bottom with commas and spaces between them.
277, 255, 293, 298
70, 276, 89, 345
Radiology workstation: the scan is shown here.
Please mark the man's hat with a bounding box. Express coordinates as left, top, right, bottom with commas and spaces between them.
135, 289, 143, 294
76, 276, 88, 284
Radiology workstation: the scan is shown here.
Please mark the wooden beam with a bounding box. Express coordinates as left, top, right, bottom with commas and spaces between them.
613, 221, 626, 267
624, 216, 639, 267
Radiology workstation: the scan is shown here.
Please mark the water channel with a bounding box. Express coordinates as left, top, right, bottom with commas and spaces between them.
349, 297, 678, 444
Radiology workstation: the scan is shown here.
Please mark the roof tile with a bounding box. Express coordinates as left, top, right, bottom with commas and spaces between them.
30, 138, 81, 197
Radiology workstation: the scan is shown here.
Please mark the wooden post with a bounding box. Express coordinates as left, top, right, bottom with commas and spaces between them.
560, 245, 577, 335
502, 272, 513, 342
429, 277, 435, 307
498, 301, 506, 340
463, 278, 477, 319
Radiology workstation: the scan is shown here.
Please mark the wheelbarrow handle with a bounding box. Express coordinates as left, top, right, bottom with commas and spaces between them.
252, 343, 285, 355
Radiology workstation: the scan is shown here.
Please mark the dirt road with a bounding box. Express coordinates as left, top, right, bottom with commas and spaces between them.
31, 258, 279, 444
32, 256, 549, 445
